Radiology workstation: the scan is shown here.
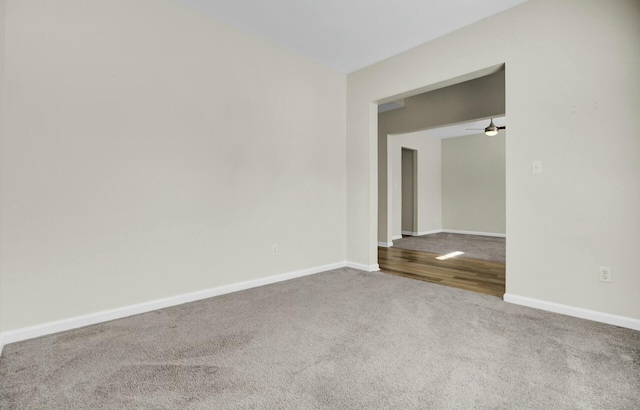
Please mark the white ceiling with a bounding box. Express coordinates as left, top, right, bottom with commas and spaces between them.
175, 0, 528, 73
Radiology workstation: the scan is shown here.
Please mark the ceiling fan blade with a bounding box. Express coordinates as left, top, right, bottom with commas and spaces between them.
498, 126, 506, 130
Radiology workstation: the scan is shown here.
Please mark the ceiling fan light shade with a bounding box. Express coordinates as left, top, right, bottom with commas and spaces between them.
484, 119, 499, 136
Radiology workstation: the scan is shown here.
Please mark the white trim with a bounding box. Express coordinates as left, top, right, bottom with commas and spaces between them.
0, 262, 347, 347
504, 294, 640, 331
396, 229, 506, 238
377, 242, 393, 247
346, 262, 380, 272
414, 229, 444, 236
403, 231, 436, 236
0, 333, 4, 357
442, 229, 506, 238
391, 235, 403, 240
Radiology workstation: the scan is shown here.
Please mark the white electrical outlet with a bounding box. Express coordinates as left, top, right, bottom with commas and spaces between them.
272, 244, 278, 255
598, 266, 611, 283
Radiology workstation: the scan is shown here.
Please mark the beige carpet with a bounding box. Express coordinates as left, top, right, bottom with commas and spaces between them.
392, 232, 506, 263
1, 267, 638, 409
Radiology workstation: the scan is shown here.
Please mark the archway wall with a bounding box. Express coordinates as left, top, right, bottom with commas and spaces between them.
347, 0, 640, 321
389, 133, 442, 241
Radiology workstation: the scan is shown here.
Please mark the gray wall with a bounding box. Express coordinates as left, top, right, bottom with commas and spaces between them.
0, 0, 5, 335
378, 70, 505, 243
442, 133, 506, 234
401, 149, 415, 233
0, 0, 346, 332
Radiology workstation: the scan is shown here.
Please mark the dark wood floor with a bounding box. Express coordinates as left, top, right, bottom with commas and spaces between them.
378, 246, 505, 298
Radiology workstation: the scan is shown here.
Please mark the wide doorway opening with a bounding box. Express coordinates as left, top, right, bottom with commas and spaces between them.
377, 68, 506, 298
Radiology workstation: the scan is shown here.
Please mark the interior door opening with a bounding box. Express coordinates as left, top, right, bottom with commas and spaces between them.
401, 148, 418, 236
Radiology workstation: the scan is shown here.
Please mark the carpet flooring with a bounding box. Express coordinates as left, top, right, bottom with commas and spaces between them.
1, 268, 638, 409
392, 232, 506, 263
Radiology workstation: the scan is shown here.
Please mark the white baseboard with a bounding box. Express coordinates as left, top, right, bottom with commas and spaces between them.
391, 235, 403, 240
401, 230, 439, 236
504, 294, 640, 331
377, 242, 393, 247
415, 229, 444, 236
442, 229, 506, 238
346, 262, 380, 272
0, 261, 348, 347
397, 229, 505, 238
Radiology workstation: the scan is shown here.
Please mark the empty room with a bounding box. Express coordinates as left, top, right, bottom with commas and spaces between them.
1, 0, 639, 408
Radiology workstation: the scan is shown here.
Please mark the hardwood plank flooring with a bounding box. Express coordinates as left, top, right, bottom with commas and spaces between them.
378, 246, 505, 298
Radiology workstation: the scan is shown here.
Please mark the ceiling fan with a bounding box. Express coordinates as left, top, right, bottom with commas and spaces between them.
467, 119, 506, 136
